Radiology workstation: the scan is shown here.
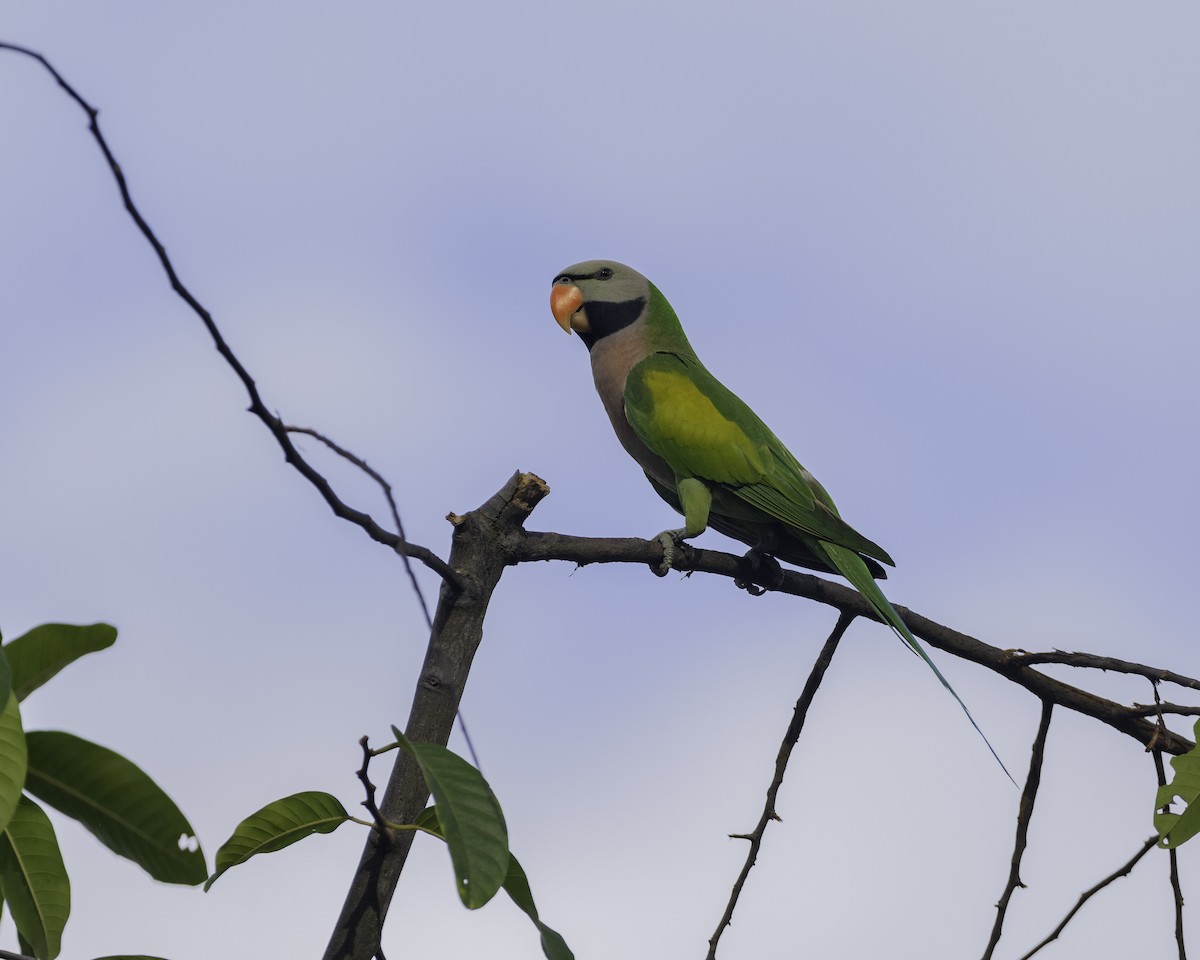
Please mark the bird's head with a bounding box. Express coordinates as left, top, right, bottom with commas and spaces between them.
550, 260, 651, 350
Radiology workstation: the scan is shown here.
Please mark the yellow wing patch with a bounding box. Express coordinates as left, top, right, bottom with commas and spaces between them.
633, 366, 770, 483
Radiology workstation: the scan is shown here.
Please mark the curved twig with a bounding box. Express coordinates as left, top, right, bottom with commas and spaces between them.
1155, 749, 1189, 958
285, 425, 434, 627
982, 699, 1053, 959
1132, 703, 1200, 718
1010, 651, 1200, 692
706, 611, 855, 959
1017, 835, 1159, 959
0, 41, 461, 590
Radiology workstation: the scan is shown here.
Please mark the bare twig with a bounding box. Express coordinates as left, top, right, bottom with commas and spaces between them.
286, 425, 434, 628
356, 735, 387, 831
283, 427, 484, 765
1017, 835, 1159, 959
0, 949, 39, 960
1010, 651, 1200, 692
982, 699, 1053, 959
1130, 703, 1200, 718
706, 610, 855, 959
1155, 749, 1189, 959
0, 41, 461, 591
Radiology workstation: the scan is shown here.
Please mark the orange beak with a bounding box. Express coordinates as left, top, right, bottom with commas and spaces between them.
550, 284, 586, 334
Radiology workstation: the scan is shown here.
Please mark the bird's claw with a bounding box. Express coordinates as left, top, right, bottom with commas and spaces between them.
734, 548, 784, 597
653, 531, 678, 576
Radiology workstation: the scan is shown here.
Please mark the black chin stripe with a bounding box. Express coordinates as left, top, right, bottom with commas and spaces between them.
580, 297, 646, 350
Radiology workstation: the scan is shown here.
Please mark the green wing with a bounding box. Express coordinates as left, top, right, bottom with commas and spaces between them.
623, 351, 894, 566
624, 350, 1014, 781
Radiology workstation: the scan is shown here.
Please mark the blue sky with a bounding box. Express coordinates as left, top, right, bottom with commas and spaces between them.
2, 3, 1198, 958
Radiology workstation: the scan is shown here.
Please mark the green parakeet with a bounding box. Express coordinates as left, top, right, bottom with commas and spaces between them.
551, 259, 1009, 778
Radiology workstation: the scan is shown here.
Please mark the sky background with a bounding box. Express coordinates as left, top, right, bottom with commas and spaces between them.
2, 3, 1198, 958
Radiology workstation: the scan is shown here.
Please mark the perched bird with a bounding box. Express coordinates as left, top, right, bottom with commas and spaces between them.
550, 259, 1009, 778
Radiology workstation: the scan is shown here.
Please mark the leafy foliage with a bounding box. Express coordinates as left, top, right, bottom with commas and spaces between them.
392, 726, 509, 909
0, 619, 573, 958
25, 731, 205, 885
1156, 717, 1200, 848
4, 623, 116, 701
206, 791, 349, 891
0, 794, 70, 960
415, 806, 574, 960
207, 730, 573, 959
0, 689, 27, 834
0, 621, 204, 957
0, 637, 11, 711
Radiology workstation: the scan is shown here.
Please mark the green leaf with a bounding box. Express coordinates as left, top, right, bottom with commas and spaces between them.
502, 855, 575, 960
205, 791, 348, 891
392, 729, 508, 909
413, 804, 443, 834
3, 623, 116, 702
24, 731, 205, 884
0, 646, 11, 711
0, 795, 70, 960
0, 693, 28, 834
415, 806, 573, 960
1156, 718, 1200, 848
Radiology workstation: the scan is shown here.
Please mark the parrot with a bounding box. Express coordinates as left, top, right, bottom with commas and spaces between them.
550, 259, 1010, 779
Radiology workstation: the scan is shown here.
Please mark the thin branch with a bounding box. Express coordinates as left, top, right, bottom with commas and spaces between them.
1010, 651, 1200, 692
515, 529, 1196, 757
982, 699, 1053, 960
283, 426, 485, 765
1017, 835, 1159, 959
0, 950, 39, 960
1155, 749, 1189, 959
0, 41, 461, 591
1130, 703, 1200, 718
286, 425, 434, 628
706, 611, 855, 960
357, 735, 387, 831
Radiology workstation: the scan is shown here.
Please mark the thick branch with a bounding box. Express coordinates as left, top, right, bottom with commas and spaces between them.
514, 530, 1194, 756
322, 472, 548, 960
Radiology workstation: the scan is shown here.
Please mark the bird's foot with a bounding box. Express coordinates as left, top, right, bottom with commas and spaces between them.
651, 528, 688, 577
735, 548, 784, 597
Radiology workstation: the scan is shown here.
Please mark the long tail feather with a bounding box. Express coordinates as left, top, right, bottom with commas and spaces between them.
818, 542, 1016, 784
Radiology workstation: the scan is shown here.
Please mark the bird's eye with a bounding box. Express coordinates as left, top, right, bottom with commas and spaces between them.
554, 275, 571, 284
597, 267, 614, 280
